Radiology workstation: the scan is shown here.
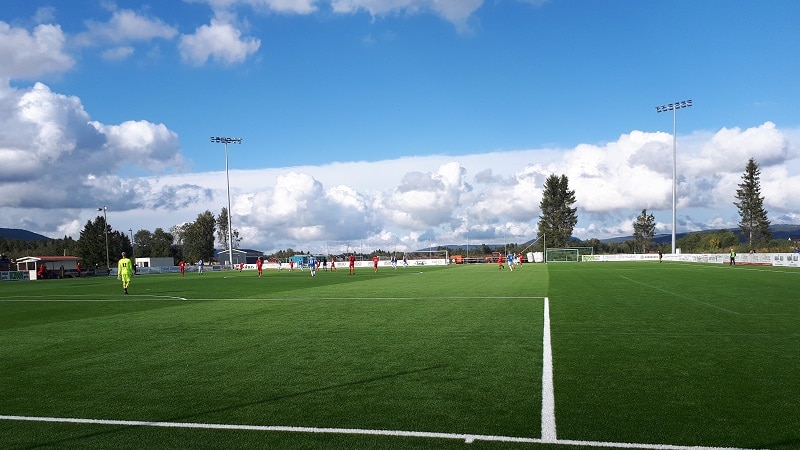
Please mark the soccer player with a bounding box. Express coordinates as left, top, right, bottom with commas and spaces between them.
198, 259, 204, 274
179, 260, 186, 276
256, 257, 263, 277
729, 248, 736, 266
117, 252, 134, 294
391, 255, 397, 269
507, 253, 514, 272
349, 254, 356, 275
372, 255, 379, 273
330, 257, 337, 271
309, 255, 317, 277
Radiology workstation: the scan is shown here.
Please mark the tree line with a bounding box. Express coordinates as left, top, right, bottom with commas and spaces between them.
0, 158, 792, 266
0, 208, 236, 270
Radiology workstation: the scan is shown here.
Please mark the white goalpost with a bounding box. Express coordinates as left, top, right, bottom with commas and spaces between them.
545, 247, 594, 262
400, 250, 449, 266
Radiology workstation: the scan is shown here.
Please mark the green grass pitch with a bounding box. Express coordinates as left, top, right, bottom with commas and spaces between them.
1, 262, 798, 449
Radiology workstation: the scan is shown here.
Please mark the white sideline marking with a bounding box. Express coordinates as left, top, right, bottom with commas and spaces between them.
541, 296, 557, 442
0, 415, 760, 449
0, 295, 187, 302
619, 276, 742, 315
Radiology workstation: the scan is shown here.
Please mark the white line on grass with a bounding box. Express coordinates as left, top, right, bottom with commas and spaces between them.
0, 415, 761, 449
176, 296, 545, 302
619, 275, 742, 315
541, 296, 557, 442
0, 295, 187, 302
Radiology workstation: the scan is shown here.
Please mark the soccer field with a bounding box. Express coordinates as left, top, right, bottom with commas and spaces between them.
1, 262, 798, 449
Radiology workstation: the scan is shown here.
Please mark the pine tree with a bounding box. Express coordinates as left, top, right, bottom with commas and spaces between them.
538, 174, 578, 248
632, 209, 656, 253
78, 216, 109, 269
734, 158, 771, 248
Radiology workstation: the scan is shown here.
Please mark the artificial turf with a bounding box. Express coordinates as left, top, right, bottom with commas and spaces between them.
1, 261, 797, 449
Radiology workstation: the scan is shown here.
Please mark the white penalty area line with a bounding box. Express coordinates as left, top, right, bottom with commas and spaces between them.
0, 415, 760, 450
541, 297, 557, 442
0, 295, 187, 302
179, 296, 547, 302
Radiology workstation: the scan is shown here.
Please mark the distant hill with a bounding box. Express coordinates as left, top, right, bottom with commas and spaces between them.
603, 224, 800, 244
0, 228, 50, 241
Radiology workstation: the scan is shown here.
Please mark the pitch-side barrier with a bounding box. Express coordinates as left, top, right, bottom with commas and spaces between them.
581, 252, 800, 267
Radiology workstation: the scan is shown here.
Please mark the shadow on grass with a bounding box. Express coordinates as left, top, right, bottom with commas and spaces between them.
24, 364, 447, 449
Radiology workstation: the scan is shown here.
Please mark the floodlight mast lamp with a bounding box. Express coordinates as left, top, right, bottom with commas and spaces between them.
211, 137, 243, 269
97, 206, 109, 272
655, 99, 692, 254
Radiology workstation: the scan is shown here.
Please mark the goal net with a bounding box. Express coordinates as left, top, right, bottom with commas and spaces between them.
401, 250, 449, 263
545, 247, 594, 262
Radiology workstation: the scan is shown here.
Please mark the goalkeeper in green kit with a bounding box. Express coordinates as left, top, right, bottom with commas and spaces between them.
117, 252, 134, 294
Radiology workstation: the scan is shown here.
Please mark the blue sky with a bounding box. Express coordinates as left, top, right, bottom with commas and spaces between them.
1, 0, 799, 254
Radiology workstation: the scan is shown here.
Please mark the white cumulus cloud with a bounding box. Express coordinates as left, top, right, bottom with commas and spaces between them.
0, 22, 74, 82
179, 18, 261, 65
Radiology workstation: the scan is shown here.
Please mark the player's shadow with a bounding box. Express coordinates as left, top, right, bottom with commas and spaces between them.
26, 364, 447, 448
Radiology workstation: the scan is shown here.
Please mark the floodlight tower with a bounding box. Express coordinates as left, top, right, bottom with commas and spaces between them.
211, 136, 243, 269
97, 206, 109, 273
655, 99, 692, 254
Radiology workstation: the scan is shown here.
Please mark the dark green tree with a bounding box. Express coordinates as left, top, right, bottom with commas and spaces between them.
632, 209, 656, 253
134, 229, 154, 257
78, 216, 109, 269
151, 228, 174, 257
538, 174, 578, 248
734, 158, 771, 248
182, 211, 216, 263
108, 229, 131, 262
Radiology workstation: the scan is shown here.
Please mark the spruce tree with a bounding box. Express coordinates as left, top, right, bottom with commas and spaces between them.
734, 158, 771, 248
538, 174, 578, 248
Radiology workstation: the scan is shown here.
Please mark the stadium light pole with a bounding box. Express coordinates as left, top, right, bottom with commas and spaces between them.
211, 136, 243, 269
97, 206, 109, 273
655, 99, 692, 254
129, 229, 133, 256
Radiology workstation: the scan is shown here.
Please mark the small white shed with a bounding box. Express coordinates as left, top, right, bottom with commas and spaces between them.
134, 257, 175, 268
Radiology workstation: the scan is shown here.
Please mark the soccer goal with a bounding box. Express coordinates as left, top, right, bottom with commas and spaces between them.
400, 250, 449, 266
545, 247, 594, 262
